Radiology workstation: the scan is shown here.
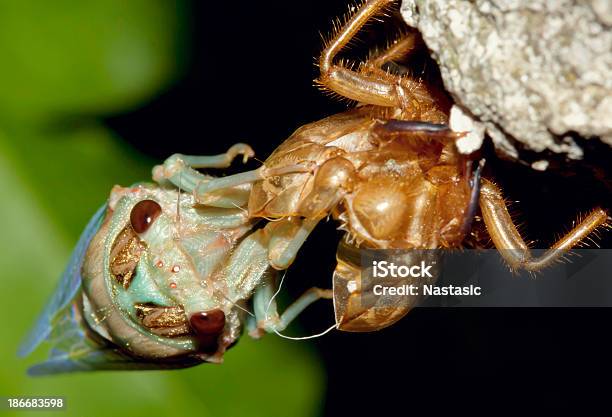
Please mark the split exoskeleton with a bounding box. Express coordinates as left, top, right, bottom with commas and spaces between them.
21, 0, 608, 373
155, 0, 607, 331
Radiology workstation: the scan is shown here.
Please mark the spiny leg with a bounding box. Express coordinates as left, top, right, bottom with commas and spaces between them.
252, 273, 332, 336
356, 33, 419, 88
479, 178, 609, 271
368, 34, 418, 69
318, 0, 432, 109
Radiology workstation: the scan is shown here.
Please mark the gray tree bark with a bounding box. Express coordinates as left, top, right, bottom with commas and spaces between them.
401, 0, 611, 166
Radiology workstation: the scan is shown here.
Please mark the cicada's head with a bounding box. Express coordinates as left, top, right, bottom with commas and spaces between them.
81, 183, 253, 366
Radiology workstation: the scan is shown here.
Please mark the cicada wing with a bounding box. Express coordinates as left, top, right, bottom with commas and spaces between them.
26, 301, 106, 375
29, 348, 202, 375
28, 349, 196, 376
18, 204, 108, 357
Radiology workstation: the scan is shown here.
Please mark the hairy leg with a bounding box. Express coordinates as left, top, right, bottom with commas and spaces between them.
368, 34, 418, 69
479, 178, 609, 271
318, 0, 436, 112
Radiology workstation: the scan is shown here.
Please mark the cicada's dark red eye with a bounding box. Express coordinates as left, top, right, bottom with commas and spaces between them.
130, 200, 162, 233
190, 309, 226, 353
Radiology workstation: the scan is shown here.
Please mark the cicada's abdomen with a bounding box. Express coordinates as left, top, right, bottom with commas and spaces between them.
332, 239, 440, 332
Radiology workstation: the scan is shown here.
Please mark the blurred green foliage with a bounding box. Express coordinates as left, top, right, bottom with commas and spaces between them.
0, 0, 183, 124
0, 2, 324, 417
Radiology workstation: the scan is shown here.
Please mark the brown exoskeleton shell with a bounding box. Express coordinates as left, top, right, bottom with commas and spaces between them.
247, 105, 472, 331
242, 0, 608, 332
249, 106, 472, 249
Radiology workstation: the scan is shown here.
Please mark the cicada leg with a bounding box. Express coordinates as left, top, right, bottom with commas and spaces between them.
251, 272, 332, 336
479, 178, 609, 271
160, 143, 254, 171
220, 217, 321, 306
152, 144, 256, 208
222, 217, 324, 336
367, 34, 418, 69
190, 162, 315, 205
155, 148, 315, 208
265, 217, 320, 270
318, 0, 438, 113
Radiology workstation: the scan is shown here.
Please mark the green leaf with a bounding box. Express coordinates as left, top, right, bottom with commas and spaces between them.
0, 0, 187, 124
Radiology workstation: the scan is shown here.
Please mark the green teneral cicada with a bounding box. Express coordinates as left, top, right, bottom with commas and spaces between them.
19, 144, 334, 375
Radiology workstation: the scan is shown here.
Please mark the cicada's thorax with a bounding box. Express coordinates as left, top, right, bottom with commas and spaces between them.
248, 105, 472, 332
80, 184, 257, 364
249, 105, 472, 250
248, 107, 376, 218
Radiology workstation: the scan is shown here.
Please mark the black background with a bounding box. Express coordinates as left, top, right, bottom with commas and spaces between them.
107, 1, 612, 413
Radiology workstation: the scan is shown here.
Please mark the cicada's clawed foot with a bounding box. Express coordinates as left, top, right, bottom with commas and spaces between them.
153, 143, 256, 182
225, 143, 255, 164
151, 143, 258, 208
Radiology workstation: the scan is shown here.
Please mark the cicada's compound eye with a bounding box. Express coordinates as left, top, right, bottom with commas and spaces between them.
130, 199, 162, 233
189, 309, 226, 353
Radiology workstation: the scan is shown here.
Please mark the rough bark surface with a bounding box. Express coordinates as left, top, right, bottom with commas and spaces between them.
401, 0, 612, 161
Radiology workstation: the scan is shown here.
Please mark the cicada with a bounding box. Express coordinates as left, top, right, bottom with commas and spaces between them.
20, 0, 608, 374
19, 144, 337, 374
